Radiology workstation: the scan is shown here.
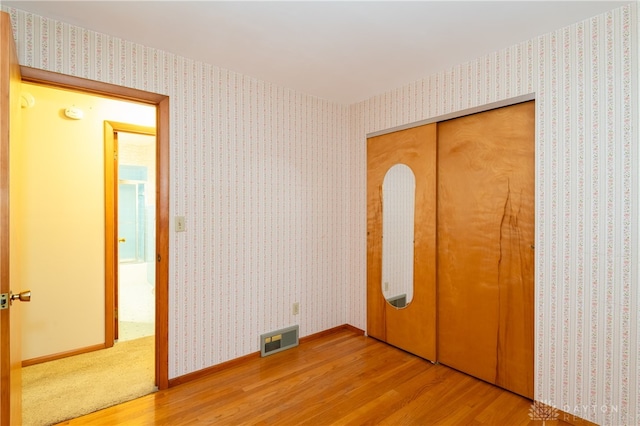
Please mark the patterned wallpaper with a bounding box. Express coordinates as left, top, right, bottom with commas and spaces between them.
6, 7, 350, 379
6, 3, 639, 425
348, 4, 638, 426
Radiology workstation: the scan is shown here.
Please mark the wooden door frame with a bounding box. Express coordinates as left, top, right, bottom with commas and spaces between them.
104, 122, 156, 346
19, 67, 170, 390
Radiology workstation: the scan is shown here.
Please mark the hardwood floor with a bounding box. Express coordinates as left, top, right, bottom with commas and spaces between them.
58, 328, 592, 425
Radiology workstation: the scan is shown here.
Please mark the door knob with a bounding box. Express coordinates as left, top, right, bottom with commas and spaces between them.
118, 238, 126, 243
11, 290, 31, 302
1, 290, 31, 309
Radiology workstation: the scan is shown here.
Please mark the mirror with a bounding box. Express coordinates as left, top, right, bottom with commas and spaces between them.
381, 163, 415, 308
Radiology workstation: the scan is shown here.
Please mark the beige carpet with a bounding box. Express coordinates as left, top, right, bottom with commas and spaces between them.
22, 336, 156, 426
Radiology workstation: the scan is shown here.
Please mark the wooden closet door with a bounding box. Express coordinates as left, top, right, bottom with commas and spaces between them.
367, 123, 437, 362
437, 101, 535, 398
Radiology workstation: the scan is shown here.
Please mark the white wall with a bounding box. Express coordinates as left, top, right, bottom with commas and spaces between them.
6, 3, 639, 425
348, 4, 638, 426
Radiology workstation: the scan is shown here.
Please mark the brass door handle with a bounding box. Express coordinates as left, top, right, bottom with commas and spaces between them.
118, 238, 126, 243
11, 290, 31, 302
0, 290, 31, 310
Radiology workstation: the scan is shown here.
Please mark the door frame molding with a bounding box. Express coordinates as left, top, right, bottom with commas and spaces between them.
20, 66, 170, 390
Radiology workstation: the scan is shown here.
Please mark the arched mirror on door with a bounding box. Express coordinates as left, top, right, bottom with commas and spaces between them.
381, 163, 415, 308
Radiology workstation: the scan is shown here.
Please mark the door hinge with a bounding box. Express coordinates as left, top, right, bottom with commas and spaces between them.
0, 293, 8, 310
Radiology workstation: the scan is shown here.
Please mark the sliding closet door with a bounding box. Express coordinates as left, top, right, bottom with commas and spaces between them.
367, 123, 437, 362
437, 101, 535, 398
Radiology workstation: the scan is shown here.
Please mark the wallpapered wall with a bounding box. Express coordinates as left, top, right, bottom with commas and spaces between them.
348, 5, 638, 426
6, 4, 639, 425
6, 7, 350, 379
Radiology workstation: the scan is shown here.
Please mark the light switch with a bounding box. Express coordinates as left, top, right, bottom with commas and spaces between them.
175, 216, 186, 232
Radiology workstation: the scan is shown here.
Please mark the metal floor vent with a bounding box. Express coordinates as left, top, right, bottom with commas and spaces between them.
260, 325, 299, 357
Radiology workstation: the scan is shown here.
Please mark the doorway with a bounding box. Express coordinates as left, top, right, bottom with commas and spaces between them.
104, 121, 158, 348
16, 81, 158, 358
14, 81, 164, 423
15, 68, 170, 392
112, 129, 157, 343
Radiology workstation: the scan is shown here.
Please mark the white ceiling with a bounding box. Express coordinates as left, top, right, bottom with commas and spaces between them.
4, 1, 632, 104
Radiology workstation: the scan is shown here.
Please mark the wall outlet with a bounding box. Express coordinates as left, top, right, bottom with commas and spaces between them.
384, 282, 389, 291
175, 216, 186, 232
292, 302, 299, 316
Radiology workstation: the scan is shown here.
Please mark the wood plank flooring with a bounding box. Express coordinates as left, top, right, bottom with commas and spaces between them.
57, 328, 592, 425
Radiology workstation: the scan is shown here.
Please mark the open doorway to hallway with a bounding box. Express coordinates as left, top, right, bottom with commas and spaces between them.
16, 81, 157, 361
14, 81, 158, 424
